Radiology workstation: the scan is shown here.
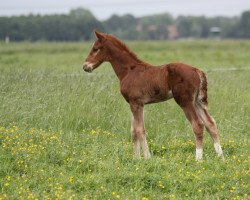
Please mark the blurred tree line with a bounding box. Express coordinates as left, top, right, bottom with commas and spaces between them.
0, 8, 249, 41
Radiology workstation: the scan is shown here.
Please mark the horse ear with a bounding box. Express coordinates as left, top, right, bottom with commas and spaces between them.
94, 31, 106, 42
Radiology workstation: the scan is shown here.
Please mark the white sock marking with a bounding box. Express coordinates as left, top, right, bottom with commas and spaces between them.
196, 148, 203, 161
214, 143, 223, 156
135, 139, 140, 159
141, 137, 151, 159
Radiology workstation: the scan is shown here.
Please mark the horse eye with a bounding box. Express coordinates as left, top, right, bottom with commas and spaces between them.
92, 48, 98, 52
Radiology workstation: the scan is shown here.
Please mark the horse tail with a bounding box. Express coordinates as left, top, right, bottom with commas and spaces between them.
196, 70, 208, 108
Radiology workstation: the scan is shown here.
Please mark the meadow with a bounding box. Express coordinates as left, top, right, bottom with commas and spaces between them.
0, 40, 249, 199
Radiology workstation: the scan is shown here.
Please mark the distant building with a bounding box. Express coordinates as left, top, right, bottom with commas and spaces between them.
136, 24, 179, 40
5, 35, 10, 43
166, 25, 179, 40
147, 25, 158, 31
210, 27, 221, 38
136, 24, 143, 32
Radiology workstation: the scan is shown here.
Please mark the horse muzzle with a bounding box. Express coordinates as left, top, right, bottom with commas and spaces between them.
83, 62, 94, 73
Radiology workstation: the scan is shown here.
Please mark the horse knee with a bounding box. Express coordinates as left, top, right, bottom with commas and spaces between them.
192, 121, 204, 135
131, 127, 144, 141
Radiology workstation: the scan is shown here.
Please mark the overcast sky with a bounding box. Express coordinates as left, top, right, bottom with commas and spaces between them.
1, 0, 250, 20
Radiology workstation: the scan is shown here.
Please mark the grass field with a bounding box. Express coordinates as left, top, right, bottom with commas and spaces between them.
0, 40, 249, 199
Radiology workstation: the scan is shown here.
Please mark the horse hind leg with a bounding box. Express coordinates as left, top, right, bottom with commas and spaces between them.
172, 85, 204, 161
196, 71, 224, 160
180, 102, 205, 161
195, 102, 224, 159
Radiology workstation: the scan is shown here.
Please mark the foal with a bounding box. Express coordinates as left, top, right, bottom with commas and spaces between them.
83, 31, 224, 161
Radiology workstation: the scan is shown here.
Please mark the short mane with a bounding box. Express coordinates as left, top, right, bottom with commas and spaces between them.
105, 34, 143, 63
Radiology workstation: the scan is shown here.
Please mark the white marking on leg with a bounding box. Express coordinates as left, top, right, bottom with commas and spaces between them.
141, 136, 151, 159
134, 139, 140, 159
196, 148, 203, 161
214, 142, 223, 157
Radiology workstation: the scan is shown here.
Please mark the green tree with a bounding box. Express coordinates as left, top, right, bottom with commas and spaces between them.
237, 10, 250, 38
104, 14, 138, 39
0, 8, 104, 41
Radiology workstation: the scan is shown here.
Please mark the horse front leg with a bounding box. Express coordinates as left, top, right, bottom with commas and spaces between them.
130, 102, 151, 159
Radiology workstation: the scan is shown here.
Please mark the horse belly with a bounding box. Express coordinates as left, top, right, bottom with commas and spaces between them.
121, 68, 172, 104
143, 85, 172, 104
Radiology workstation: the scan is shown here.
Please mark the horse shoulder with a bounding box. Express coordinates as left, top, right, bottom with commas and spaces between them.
119, 66, 152, 103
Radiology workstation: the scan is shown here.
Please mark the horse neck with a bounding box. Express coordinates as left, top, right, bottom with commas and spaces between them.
107, 45, 143, 81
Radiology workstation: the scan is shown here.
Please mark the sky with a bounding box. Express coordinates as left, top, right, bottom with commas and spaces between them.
0, 0, 250, 20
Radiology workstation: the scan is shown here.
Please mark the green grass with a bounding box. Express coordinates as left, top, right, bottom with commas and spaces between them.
0, 40, 249, 199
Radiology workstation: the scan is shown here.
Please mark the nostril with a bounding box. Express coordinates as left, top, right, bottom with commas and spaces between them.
83, 62, 88, 68
84, 67, 92, 73
82, 62, 93, 73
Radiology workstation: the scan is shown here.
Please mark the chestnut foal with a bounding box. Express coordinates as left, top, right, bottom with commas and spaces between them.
83, 31, 224, 161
